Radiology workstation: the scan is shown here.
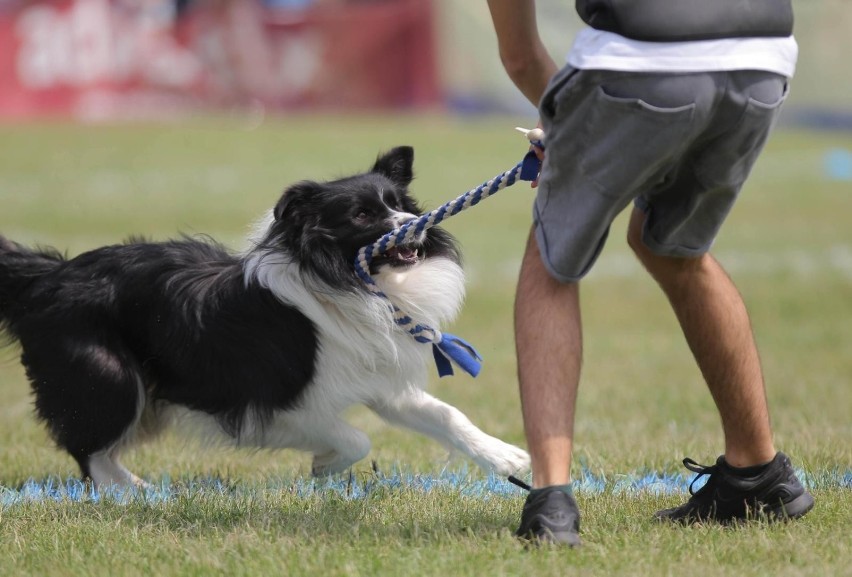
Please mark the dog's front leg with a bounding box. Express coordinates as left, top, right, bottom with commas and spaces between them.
369, 390, 530, 476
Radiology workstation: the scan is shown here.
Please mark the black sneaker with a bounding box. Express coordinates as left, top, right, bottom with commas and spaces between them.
514, 482, 582, 546
654, 452, 815, 524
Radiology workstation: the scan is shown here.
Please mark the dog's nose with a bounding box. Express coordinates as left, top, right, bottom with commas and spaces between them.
390, 212, 427, 244
391, 211, 418, 228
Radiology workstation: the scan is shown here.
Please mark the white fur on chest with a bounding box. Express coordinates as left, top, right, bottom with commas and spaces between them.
246, 249, 466, 414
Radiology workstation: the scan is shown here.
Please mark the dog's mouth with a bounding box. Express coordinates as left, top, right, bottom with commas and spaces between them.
372, 244, 421, 269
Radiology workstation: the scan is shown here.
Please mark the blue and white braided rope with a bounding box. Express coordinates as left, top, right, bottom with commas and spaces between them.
354, 128, 545, 378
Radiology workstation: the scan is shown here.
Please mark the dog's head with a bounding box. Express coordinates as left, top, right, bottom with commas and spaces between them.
264, 146, 459, 290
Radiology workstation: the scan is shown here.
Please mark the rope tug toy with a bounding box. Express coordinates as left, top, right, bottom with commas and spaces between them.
354, 128, 545, 378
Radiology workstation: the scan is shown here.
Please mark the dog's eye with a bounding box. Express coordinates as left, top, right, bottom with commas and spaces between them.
354, 210, 371, 222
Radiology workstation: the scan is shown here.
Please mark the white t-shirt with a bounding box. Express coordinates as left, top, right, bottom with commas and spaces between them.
567, 27, 798, 78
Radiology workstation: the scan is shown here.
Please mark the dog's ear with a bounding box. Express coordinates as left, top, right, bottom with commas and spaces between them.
371, 146, 414, 187
274, 181, 319, 222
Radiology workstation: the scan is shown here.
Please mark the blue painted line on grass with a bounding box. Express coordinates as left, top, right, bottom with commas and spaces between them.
1, 467, 849, 508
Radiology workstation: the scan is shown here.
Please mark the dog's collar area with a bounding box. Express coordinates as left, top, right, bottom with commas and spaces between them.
354, 130, 543, 379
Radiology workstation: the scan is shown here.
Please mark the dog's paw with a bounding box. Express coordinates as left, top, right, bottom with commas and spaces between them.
476, 443, 531, 477
311, 451, 358, 477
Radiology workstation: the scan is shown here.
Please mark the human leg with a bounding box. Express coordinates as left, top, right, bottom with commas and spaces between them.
514, 227, 582, 488
627, 207, 775, 467
628, 207, 814, 521
513, 228, 583, 544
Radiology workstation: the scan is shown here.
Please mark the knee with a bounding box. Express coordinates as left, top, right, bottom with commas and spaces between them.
628, 227, 664, 273
627, 212, 662, 272
626, 217, 645, 258
627, 217, 700, 283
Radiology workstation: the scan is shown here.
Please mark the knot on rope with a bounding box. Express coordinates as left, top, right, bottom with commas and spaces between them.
355, 127, 545, 378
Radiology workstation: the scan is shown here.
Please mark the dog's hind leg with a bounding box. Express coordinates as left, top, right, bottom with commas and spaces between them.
261, 411, 372, 476
310, 434, 370, 477
369, 390, 530, 476
303, 418, 372, 477
86, 449, 149, 490
23, 336, 149, 490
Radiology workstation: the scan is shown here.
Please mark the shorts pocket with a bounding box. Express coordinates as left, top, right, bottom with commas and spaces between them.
577, 85, 696, 198
693, 77, 788, 188
539, 66, 581, 122
746, 78, 790, 111
598, 85, 697, 117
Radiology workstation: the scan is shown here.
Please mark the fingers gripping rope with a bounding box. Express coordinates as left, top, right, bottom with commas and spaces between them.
354, 129, 545, 378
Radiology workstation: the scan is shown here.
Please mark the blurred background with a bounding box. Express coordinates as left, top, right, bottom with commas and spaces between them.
0, 0, 850, 124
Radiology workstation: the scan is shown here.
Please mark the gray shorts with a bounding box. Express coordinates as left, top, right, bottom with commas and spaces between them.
534, 67, 789, 282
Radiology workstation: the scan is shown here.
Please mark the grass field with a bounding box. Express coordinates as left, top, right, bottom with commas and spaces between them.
0, 116, 850, 576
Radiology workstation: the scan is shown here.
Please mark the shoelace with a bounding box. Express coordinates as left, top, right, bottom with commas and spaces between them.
513, 459, 721, 496
508, 475, 531, 491
682, 457, 719, 496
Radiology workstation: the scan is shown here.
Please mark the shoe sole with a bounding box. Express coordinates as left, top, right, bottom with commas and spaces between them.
655, 491, 816, 524
544, 530, 582, 547
766, 491, 815, 520
520, 528, 582, 547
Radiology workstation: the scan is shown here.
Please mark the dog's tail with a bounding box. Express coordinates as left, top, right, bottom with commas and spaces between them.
0, 234, 65, 330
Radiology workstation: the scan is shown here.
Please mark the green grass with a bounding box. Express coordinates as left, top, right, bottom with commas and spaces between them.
0, 116, 850, 576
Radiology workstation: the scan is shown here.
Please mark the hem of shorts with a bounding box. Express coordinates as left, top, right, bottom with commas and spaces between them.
534, 224, 588, 283
640, 230, 713, 259
634, 198, 713, 258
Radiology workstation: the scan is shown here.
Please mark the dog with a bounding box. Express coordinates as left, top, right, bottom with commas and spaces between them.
0, 146, 529, 489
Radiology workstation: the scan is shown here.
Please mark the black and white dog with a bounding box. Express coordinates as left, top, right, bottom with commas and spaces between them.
0, 147, 529, 489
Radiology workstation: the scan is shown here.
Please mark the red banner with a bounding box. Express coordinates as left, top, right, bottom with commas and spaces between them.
0, 0, 439, 119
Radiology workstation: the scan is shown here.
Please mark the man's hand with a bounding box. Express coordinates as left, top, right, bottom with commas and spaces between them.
517, 126, 546, 188
530, 143, 544, 188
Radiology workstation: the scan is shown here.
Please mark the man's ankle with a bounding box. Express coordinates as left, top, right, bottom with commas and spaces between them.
529, 483, 573, 499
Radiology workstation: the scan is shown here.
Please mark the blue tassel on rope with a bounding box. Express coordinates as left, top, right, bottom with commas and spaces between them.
432, 333, 483, 378
520, 149, 541, 182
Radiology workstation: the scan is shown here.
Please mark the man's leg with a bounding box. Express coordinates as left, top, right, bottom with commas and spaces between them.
627, 207, 775, 467
514, 227, 581, 486
513, 227, 583, 545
